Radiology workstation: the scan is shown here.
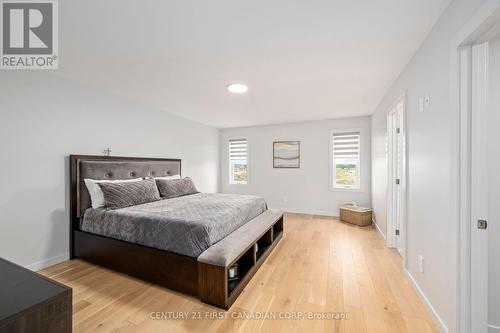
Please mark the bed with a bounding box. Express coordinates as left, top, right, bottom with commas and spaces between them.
70, 155, 284, 309
80, 193, 268, 257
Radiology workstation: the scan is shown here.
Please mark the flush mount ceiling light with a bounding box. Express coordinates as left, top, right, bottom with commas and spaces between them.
227, 83, 248, 94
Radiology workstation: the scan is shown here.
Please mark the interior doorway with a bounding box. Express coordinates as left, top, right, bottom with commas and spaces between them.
468, 35, 500, 333
484, 34, 500, 333
387, 94, 407, 260
457, 5, 500, 332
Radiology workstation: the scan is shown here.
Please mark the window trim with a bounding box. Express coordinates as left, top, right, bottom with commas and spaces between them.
329, 128, 363, 192
228, 136, 249, 185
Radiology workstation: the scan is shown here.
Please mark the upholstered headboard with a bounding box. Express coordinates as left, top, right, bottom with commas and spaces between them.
70, 155, 181, 220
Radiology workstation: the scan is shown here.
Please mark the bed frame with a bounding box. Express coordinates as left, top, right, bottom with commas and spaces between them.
69, 155, 283, 309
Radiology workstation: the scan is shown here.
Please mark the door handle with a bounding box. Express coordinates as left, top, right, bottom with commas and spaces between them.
477, 220, 488, 230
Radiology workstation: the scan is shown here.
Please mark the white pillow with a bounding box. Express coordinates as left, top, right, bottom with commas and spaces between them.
154, 174, 181, 180
84, 178, 142, 209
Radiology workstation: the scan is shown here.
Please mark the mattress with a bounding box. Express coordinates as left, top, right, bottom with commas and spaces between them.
80, 193, 267, 257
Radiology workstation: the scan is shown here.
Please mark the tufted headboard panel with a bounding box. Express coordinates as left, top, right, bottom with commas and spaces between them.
70, 155, 181, 219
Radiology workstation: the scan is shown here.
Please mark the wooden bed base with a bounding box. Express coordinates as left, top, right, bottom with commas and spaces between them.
73, 230, 199, 296
72, 215, 283, 309
69, 155, 283, 309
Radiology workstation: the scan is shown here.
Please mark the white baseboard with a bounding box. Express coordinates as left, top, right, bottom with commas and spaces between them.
489, 324, 500, 333
374, 222, 386, 240
274, 207, 339, 217
403, 269, 448, 333
25, 252, 69, 271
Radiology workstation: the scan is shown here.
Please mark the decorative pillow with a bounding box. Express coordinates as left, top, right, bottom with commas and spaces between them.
84, 178, 142, 209
98, 178, 161, 209
154, 174, 181, 181
156, 177, 199, 199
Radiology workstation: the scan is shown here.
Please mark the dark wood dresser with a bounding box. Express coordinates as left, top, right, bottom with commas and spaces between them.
0, 258, 72, 333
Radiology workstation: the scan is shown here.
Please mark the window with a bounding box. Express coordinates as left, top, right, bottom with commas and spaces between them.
331, 131, 361, 190
229, 138, 248, 184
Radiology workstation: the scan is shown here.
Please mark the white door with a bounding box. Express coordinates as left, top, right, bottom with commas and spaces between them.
388, 101, 405, 254
486, 36, 500, 333
471, 37, 500, 333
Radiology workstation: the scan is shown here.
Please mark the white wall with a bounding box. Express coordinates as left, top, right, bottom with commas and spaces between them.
371, 108, 388, 236
370, 0, 487, 331
488, 35, 500, 331
219, 117, 371, 216
0, 71, 219, 270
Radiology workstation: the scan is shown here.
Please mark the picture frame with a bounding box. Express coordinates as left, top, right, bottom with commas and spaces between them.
273, 141, 300, 168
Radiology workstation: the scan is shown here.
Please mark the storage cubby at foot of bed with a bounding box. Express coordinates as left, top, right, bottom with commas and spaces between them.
227, 246, 255, 295
256, 228, 273, 261
272, 216, 284, 241
197, 210, 284, 309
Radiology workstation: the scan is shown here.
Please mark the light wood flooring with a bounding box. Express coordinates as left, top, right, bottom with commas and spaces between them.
40, 213, 439, 333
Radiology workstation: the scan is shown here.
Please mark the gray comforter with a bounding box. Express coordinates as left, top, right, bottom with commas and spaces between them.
80, 193, 267, 257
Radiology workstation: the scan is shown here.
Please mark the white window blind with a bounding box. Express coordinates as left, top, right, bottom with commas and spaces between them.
229, 138, 248, 184
332, 132, 360, 189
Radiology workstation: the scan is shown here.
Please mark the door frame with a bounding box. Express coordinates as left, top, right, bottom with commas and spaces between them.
386, 92, 407, 266
470, 40, 490, 333
453, 2, 500, 332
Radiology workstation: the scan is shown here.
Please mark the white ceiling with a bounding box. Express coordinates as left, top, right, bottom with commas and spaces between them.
57, 0, 451, 128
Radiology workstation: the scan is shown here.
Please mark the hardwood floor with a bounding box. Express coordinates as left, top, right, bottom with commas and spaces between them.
40, 213, 439, 333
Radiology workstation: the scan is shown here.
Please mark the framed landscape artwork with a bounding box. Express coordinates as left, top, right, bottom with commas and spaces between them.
273, 141, 300, 168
